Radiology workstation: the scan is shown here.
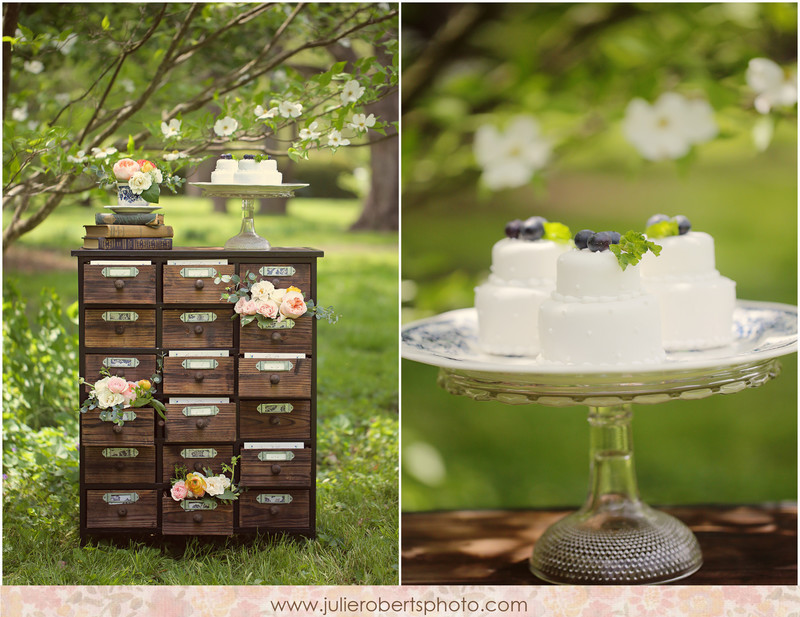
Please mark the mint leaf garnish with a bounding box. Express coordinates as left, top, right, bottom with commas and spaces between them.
645, 219, 679, 238
609, 231, 662, 271
543, 221, 572, 243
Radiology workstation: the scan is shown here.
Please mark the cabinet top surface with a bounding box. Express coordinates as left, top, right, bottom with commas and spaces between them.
71, 247, 324, 258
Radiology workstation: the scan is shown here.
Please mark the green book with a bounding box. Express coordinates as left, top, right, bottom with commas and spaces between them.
94, 212, 164, 227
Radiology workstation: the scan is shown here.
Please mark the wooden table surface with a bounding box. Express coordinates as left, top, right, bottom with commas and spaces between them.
402, 504, 797, 585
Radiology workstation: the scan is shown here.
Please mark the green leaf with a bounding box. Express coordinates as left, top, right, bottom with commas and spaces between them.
331, 61, 348, 74
543, 222, 572, 243
645, 220, 678, 238
127, 135, 135, 153
609, 231, 662, 270
101, 15, 110, 30
240, 315, 255, 326
140, 183, 160, 204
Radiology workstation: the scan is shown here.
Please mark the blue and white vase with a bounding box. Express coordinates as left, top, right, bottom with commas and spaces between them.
117, 183, 149, 207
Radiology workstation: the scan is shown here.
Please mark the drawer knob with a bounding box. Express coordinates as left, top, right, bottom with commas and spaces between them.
112, 425, 123, 434
270, 374, 280, 385
194, 462, 204, 472
272, 278, 281, 287
117, 507, 128, 517
194, 373, 205, 383
114, 324, 125, 335
114, 279, 125, 290
271, 464, 281, 475
269, 505, 279, 516
271, 332, 283, 342
269, 416, 280, 426
158, 420, 165, 428
196, 419, 208, 429
194, 325, 204, 335
114, 461, 125, 471
194, 279, 204, 290
192, 513, 203, 523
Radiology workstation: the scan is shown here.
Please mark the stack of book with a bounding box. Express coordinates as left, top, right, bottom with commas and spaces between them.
82, 211, 173, 249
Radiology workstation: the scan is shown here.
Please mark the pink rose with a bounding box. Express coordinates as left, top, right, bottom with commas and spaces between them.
112, 158, 140, 181
256, 300, 279, 319
234, 296, 248, 314
106, 376, 128, 394
121, 382, 137, 403
279, 291, 307, 319
242, 300, 258, 315
170, 480, 187, 501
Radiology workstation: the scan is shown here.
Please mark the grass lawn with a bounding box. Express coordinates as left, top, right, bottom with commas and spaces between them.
401, 130, 797, 512
3, 196, 399, 585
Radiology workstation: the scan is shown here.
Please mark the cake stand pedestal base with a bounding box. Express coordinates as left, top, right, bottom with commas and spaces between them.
529, 404, 702, 584
224, 198, 271, 250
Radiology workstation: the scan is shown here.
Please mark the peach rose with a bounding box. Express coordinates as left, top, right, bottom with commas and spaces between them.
121, 382, 137, 403
112, 158, 140, 181
170, 480, 187, 501
106, 376, 128, 394
279, 291, 307, 319
256, 299, 279, 319
234, 296, 248, 314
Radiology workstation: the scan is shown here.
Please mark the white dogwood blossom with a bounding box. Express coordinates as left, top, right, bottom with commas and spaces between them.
623, 92, 717, 161
746, 57, 798, 114
474, 115, 552, 190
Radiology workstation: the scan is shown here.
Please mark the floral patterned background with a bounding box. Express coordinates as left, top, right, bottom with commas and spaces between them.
3, 585, 799, 617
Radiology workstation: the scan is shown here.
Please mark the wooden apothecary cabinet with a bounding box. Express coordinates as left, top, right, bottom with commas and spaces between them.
72, 248, 322, 542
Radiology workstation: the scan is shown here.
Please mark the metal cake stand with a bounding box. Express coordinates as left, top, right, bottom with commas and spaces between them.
401, 300, 797, 584
191, 183, 308, 250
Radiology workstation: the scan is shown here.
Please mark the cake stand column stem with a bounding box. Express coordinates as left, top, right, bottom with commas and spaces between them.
585, 404, 640, 510
240, 197, 256, 235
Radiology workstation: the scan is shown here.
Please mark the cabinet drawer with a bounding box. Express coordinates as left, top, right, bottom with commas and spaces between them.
240, 446, 312, 487
239, 317, 312, 353
162, 444, 234, 482
85, 490, 158, 529
238, 357, 311, 398
162, 309, 234, 349
83, 446, 156, 484
81, 408, 155, 446
238, 489, 310, 530
239, 400, 311, 440
245, 263, 311, 292
163, 265, 235, 304
84, 354, 156, 383
162, 497, 233, 535
83, 265, 156, 304
84, 310, 156, 348
162, 356, 234, 395
164, 403, 236, 443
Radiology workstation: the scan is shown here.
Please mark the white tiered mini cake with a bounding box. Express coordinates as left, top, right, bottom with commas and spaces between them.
475, 217, 572, 356
210, 154, 237, 183
230, 155, 283, 185
639, 217, 736, 350
539, 245, 665, 366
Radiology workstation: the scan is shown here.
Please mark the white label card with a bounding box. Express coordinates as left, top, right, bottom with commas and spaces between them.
167, 260, 228, 265
169, 397, 230, 405
168, 350, 229, 357
89, 260, 152, 266
244, 353, 306, 359
243, 442, 304, 450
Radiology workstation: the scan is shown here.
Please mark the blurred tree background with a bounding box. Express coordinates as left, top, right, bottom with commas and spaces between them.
401, 4, 797, 511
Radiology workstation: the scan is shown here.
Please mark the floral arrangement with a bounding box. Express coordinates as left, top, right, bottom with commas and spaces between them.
90, 155, 184, 203
217, 272, 338, 328
79, 368, 166, 426
170, 457, 241, 506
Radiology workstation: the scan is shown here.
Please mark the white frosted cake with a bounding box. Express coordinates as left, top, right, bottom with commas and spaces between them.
475, 217, 572, 356
232, 155, 283, 185
539, 242, 665, 366
639, 217, 736, 350
210, 154, 237, 183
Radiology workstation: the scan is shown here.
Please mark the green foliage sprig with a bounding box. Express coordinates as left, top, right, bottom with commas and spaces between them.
609, 231, 662, 270
645, 220, 679, 238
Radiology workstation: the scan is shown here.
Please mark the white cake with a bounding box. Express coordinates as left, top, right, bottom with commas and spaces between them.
539, 249, 665, 365
210, 155, 237, 183
639, 231, 736, 350
258, 159, 282, 185
475, 237, 571, 356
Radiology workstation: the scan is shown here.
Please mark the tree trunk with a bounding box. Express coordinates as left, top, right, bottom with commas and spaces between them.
3, 4, 21, 120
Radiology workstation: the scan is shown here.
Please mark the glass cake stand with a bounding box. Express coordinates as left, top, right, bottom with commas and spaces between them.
191, 183, 308, 249
401, 300, 797, 584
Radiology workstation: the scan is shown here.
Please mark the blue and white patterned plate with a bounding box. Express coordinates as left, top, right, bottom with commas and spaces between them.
401, 300, 797, 375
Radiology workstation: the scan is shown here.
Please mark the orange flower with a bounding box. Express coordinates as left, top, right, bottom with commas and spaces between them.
286, 286, 301, 293
137, 159, 155, 173
185, 473, 206, 497
137, 379, 151, 390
